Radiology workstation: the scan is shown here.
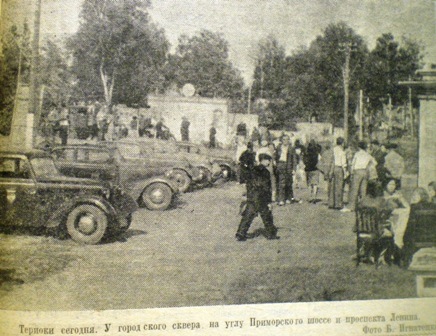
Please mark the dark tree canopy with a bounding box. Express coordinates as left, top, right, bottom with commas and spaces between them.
363, 33, 424, 112
249, 22, 424, 133
0, 23, 31, 135
251, 35, 287, 101
165, 29, 244, 99
68, 0, 169, 107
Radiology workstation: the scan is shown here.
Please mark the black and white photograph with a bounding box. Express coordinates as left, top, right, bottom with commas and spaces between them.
0, 0, 435, 335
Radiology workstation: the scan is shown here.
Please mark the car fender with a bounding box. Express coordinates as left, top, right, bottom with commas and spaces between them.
46, 196, 116, 228
214, 160, 235, 174
165, 166, 196, 179
128, 177, 178, 201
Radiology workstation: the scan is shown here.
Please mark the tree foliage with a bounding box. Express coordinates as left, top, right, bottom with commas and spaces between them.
68, 0, 169, 107
363, 33, 424, 112
165, 29, 244, 99
251, 35, 287, 100
305, 22, 368, 126
39, 40, 73, 108
0, 23, 31, 135
250, 22, 424, 133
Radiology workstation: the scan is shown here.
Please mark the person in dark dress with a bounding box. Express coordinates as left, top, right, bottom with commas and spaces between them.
155, 118, 165, 139
238, 142, 256, 184
209, 126, 217, 148
236, 122, 247, 138
304, 139, 321, 203
180, 117, 190, 141
402, 188, 436, 267
236, 153, 279, 241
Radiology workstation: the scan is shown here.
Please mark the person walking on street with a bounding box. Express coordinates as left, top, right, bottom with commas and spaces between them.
209, 126, 217, 148
328, 137, 348, 210
181, 117, 190, 142
342, 141, 376, 212
155, 118, 165, 139
294, 139, 306, 190
58, 104, 69, 145
304, 139, 321, 203
257, 139, 277, 201
47, 104, 60, 145
236, 153, 279, 241
275, 134, 298, 205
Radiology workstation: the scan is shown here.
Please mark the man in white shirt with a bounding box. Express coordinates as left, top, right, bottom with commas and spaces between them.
329, 137, 347, 209
344, 141, 377, 212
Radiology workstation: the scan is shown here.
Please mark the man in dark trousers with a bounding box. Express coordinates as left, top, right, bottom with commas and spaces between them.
209, 126, 217, 148
275, 134, 298, 205
236, 153, 279, 241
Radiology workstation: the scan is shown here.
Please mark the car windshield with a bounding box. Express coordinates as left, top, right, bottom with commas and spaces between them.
31, 157, 61, 179
118, 144, 142, 158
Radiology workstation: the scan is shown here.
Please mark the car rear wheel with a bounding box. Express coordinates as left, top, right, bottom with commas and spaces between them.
220, 165, 232, 181
66, 204, 108, 244
141, 182, 173, 210
166, 169, 191, 193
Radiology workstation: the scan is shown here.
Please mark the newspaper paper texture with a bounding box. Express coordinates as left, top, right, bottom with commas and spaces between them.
0, 0, 435, 335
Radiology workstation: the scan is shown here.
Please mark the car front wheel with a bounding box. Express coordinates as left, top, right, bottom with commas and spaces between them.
195, 166, 212, 188
66, 204, 108, 244
141, 182, 173, 210
166, 169, 191, 193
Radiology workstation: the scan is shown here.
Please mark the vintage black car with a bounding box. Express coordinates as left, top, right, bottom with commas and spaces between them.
175, 141, 236, 182
106, 140, 212, 192
51, 143, 180, 210
0, 150, 138, 244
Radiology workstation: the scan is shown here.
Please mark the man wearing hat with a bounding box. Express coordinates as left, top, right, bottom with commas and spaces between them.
236, 153, 279, 241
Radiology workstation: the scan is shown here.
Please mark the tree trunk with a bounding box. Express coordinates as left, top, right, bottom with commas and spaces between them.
99, 63, 114, 106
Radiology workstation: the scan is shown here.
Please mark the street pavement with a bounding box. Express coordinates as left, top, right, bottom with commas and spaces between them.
0, 182, 415, 310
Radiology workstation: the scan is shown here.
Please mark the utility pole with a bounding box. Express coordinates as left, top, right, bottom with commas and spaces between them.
342, 42, 352, 144
29, 0, 42, 147
408, 76, 414, 138
387, 94, 392, 138
358, 89, 363, 140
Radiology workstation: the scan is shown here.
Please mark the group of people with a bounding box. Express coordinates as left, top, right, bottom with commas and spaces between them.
234, 132, 435, 268
179, 117, 218, 148
46, 103, 70, 145
359, 176, 436, 266
129, 115, 173, 140
235, 134, 324, 241
324, 138, 405, 213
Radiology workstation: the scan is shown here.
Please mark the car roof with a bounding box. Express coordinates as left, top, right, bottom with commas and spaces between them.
0, 148, 50, 159
52, 144, 108, 150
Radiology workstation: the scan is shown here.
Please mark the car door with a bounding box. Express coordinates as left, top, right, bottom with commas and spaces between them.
0, 156, 40, 228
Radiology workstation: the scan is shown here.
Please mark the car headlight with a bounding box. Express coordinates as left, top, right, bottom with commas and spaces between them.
102, 188, 111, 199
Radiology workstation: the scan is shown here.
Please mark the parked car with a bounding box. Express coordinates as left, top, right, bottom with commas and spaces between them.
176, 141, 236, 182
51, 143, 180, 210
107, 139, 212, 192
0, 150, 138, 244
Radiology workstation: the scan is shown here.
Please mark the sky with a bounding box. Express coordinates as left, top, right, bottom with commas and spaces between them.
4, 0, 436, 84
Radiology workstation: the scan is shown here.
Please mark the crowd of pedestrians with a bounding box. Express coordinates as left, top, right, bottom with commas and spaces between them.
235, 131, 435, 269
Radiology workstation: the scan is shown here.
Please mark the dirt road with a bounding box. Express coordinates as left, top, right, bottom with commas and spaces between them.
0, 182, 415, 310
